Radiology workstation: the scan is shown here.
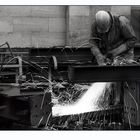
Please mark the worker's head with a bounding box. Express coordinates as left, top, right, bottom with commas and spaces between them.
95, 10, 111, 33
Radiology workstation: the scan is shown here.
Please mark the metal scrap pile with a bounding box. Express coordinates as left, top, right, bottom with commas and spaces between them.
52, 82, 90, 105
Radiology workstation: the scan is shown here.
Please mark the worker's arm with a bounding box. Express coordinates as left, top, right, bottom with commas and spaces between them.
108, 16, 137, 57
108, 43, 128, 57
90, 23, 106, 65
90, 45, 106, 65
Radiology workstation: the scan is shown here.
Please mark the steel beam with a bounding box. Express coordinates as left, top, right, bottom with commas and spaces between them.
68, 65, 140, 83
51, 105, 123, 130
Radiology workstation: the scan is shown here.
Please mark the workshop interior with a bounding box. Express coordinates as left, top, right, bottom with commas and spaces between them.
0, 5, 140, 130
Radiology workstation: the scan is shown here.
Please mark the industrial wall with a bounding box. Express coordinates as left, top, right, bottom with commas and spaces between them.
66, 6, 90, 47
0, 6, 66, 48
0, 6, 132, 48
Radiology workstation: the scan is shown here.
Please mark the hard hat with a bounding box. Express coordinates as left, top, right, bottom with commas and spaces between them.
95, 11, 111, 33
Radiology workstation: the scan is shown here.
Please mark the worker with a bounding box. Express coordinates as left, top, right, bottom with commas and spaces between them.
89, 10, 137, 65
89, 10, 137, 105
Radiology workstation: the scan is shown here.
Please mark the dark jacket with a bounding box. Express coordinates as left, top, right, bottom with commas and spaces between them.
90, 12, 137, 63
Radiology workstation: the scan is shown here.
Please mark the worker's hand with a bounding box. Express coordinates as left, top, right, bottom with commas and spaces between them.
99, 62, 106, 66
97, 55, 106, 66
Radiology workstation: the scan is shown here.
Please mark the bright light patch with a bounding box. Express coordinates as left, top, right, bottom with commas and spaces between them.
52, 82, 111, 116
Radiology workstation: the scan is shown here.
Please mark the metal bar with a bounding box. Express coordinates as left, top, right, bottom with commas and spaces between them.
0, 42, 7, 48
17, 56, 23, 76
0, 42, 14, 58
5, 42, 14, 58
68, 65, 140, 83
51, 105, 123, 130
0, 52, 28, 55
2, 65, 21, 68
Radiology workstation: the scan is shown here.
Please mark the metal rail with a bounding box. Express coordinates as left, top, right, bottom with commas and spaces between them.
68, 65, 140, 83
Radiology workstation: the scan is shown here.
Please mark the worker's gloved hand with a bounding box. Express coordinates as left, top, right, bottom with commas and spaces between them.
98, 60, 106, 66
96, 55, 106, 66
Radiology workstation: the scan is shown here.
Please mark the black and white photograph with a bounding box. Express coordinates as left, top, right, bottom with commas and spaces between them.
0, 5, 140, 132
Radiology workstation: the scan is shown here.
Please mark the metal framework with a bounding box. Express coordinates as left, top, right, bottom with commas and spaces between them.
68, 65, 140, 83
